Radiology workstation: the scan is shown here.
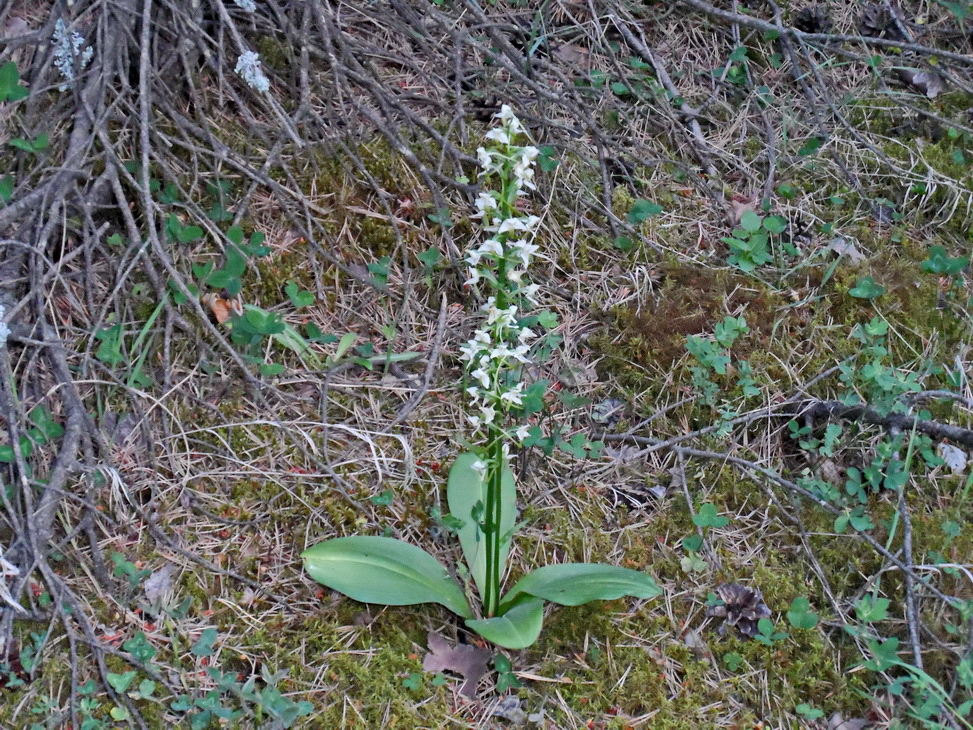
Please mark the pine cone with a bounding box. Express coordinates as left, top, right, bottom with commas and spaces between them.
706, 583, 771, 638
859, 3, 906, 42
794, 7, 833, 35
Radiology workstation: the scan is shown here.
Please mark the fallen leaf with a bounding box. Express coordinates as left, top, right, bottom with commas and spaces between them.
897, 68, 944, 98
201, 292, 243, 324
492, 695, 526, 723
143, 563, 176, 605
825, 236, 866, 264
422, 631, 491, 699
829, 711, 871, 730
554, 43, 590, 66
938, 443, 967, 474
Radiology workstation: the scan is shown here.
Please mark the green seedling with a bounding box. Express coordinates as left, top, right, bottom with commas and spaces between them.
0, 61, 29, 101
848, 276, 885, 299
693, 503, 729, 529
626, 198, 663, 224
786, 597, 819, 630
753, 618, 788, 646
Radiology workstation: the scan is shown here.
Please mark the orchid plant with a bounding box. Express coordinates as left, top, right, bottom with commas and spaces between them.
302, 107, 661, 649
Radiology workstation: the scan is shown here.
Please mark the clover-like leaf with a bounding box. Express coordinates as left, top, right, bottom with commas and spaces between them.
848, 276, 885, 300
692, 503, 729, 529
786, 596, 819, 630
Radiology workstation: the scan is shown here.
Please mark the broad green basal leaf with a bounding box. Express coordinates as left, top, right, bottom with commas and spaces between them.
447, 451, 516, 602
500, 563, 661, 612
466, 598, 544, 650
302, 536, 472, 619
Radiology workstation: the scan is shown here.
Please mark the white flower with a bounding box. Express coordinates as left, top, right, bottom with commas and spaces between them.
0, 305, 8, 348
515, 424, 532, 441
495, 105, 525, 135
520, 283, 541, 306
484, 127, 511, 145
479, 239, 504, 257
507, 269, 524, 284
471, 460, 488, 478
464, 268, 481, 287
235, 51, 270, 93
500, 383, 524, 407
466, 386, 481, 404
459, 337, 487, 362
486, 303, 518, 328
510, 344, 531, 363
479, 404, 497, 425
494, 215, 541, 235
52, 18, 93, 90
473, 192, 498, 218
471, 366, 491, 389
517, 326, 537, 343
490, 343, 514, 362
508, 239, 540, 267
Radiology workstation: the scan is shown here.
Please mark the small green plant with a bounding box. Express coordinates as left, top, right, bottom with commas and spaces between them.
8, 133, 48, 154
680, 534, 707, 573
0, 61, 29, 102
0, 404, 65, 464
721, 209, 789, 272
723, 651, 744, 671
752, 617, 788, 646
493, 654, 522, 693
848, 275, 885, 300
796, 703, 825, 721
786, 597, 819, 630
302, 107, 661, 650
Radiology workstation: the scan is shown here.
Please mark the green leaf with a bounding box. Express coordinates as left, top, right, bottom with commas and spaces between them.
798, 136, 823, 156
447, 452, 516, 603
855, 595, 890, 623
191, 628, 218, 657
692, 503, 729, 529
612, 235, 634, 252
466, 598, 544, 649
626, 199, 663, 224
177, 224, 204, 244
538, 145, 559, 172
95, 325, 125, 366
0, 174, 13, 202
29, 406, 64, 441
723, 651, 743, 671
0, 61, 28, 102
417, 246, 441, 271
849, 276, 885, 300
921, 245, 968, 276
285, 280, 315, 308
107, 671, 137, 693
863, 636, 899, 671
762, 215, 787, 234
334, 331, 358, 360
500, 563, 661, 612
226, 226, 245, 246
302, 536, 472, 619
740, 210, 762, 232
786, 597, 819, 630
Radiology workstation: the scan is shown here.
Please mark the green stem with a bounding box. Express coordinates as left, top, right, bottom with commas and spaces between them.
483, 433, 504, 616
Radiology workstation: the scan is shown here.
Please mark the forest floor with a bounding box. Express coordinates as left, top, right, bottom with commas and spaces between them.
0, 0, 972, 728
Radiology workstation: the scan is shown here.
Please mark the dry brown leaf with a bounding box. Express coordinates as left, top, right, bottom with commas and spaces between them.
201, 292, 243, 324
422, 631, 491, 699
